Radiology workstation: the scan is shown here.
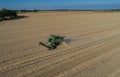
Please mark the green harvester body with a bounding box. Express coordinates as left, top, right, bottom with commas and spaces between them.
40, 35, 65, 50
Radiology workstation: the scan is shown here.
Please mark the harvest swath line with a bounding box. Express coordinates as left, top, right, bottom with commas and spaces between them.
0, 24, 119, 66
25, 35, 120, 77
1, 34, 120, 76
0, 28, 119, 73
0, 25, 120, 75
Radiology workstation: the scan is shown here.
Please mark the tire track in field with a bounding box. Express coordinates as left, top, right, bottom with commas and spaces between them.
35, 37, 120, 77
0, 34, 120, 76
0, 24, 119, 69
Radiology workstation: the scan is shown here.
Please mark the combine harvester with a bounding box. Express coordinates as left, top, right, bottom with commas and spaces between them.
39, 35, 65, 50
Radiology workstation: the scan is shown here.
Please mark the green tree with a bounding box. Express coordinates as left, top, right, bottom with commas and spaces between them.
0, 8, 17, 19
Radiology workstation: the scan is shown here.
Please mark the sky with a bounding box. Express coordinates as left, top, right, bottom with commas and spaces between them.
1, 0, 120, 10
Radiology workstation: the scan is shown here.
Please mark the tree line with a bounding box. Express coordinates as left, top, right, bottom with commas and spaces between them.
0, 9, 17, 21
18, 9, 40, 13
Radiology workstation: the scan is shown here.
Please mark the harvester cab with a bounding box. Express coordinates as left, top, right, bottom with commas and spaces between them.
39, 35, 65, 50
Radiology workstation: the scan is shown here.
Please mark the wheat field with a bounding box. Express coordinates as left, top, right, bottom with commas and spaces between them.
0, 11, 120, 77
